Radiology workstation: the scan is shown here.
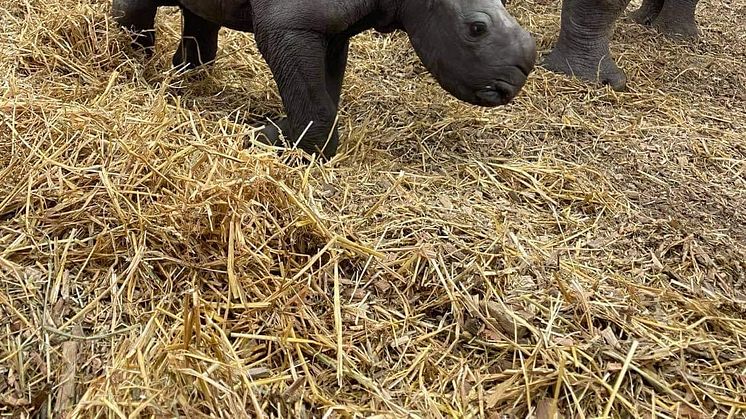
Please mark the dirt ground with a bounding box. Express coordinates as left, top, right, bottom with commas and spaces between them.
1, 0, 745, 417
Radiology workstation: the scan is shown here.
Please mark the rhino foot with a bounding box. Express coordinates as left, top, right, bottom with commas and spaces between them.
629, 0, 663, 25
653, 12, 700, 40
172, 8, 220, 69
112, 0, 157, 54
119, 29, 156, 57
542, 46, 627, 91
245, 118, 338, 164
631, 0, 700, 40
544, 0, 629, 91
248, 118, 291, 149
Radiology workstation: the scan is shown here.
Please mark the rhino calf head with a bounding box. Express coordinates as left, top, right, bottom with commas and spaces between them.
401, 0, 537, 107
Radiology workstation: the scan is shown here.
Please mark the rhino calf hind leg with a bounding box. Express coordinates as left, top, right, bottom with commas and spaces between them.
172, 8, 220, 69
543, 0, 631, 91
629, 0, 663, 25
112, 0, 158, 53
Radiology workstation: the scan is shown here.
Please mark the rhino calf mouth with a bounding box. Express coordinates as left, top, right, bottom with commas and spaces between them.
475, 80, 521, 107
471, 62, 532, 107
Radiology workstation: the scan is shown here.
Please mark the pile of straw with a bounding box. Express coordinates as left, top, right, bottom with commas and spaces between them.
1, 0, 744, 416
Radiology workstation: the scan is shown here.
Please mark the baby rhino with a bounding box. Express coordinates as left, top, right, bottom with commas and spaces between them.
112, 0, 537, 159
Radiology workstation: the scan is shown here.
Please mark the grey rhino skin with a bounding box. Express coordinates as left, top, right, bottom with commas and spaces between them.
543, 0, 700, 91
112, 0, 537, 159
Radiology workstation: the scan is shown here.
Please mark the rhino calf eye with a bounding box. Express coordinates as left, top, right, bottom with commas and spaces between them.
469, 22, 488, 38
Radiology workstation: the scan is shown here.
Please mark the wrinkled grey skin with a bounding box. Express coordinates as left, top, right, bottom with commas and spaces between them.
112, 0, 537, 159
543, 0, 700, 91
629, 0, 700, 39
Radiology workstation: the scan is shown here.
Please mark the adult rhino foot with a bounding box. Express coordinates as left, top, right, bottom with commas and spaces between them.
640, 0, 700, 40
542, 46, 627, 91
629, 0, 663, 25
652, 14, 700, 40
119, 30, 155, 58
548, 0, 630, 91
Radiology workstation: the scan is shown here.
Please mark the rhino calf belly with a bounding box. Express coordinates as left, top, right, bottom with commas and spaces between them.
181, 0, 254, 32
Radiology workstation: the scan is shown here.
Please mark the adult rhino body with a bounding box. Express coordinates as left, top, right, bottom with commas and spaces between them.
112, 0, 537, 159
543, 0, 700, 90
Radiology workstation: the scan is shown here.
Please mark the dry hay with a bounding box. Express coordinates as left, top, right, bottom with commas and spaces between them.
1, 0, 745, 416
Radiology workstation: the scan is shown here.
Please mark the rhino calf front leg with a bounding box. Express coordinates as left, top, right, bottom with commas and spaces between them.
253, 37, 349, 154
173, 8, 220, 69
112, 0, 158, 53
543, 0, 631, 91
255, 30, 345, 159
325, 38, 350, 106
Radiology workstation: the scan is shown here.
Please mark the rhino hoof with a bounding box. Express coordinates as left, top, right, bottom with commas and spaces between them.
245, 118, 290, 149
629, 5, 661, 26
542, 48, 627, 92
653, 18, 700, 40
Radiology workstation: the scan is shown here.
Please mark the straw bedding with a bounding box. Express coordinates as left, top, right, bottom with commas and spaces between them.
1, 0, 745, 416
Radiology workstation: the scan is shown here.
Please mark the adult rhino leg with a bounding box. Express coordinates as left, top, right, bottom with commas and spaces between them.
543, 0, 631, 91
253, 30, 343, 160
652, 0, 700, 39
172, 8, 220, 69
629, 0, 663, 25
112, 0, 158, 53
